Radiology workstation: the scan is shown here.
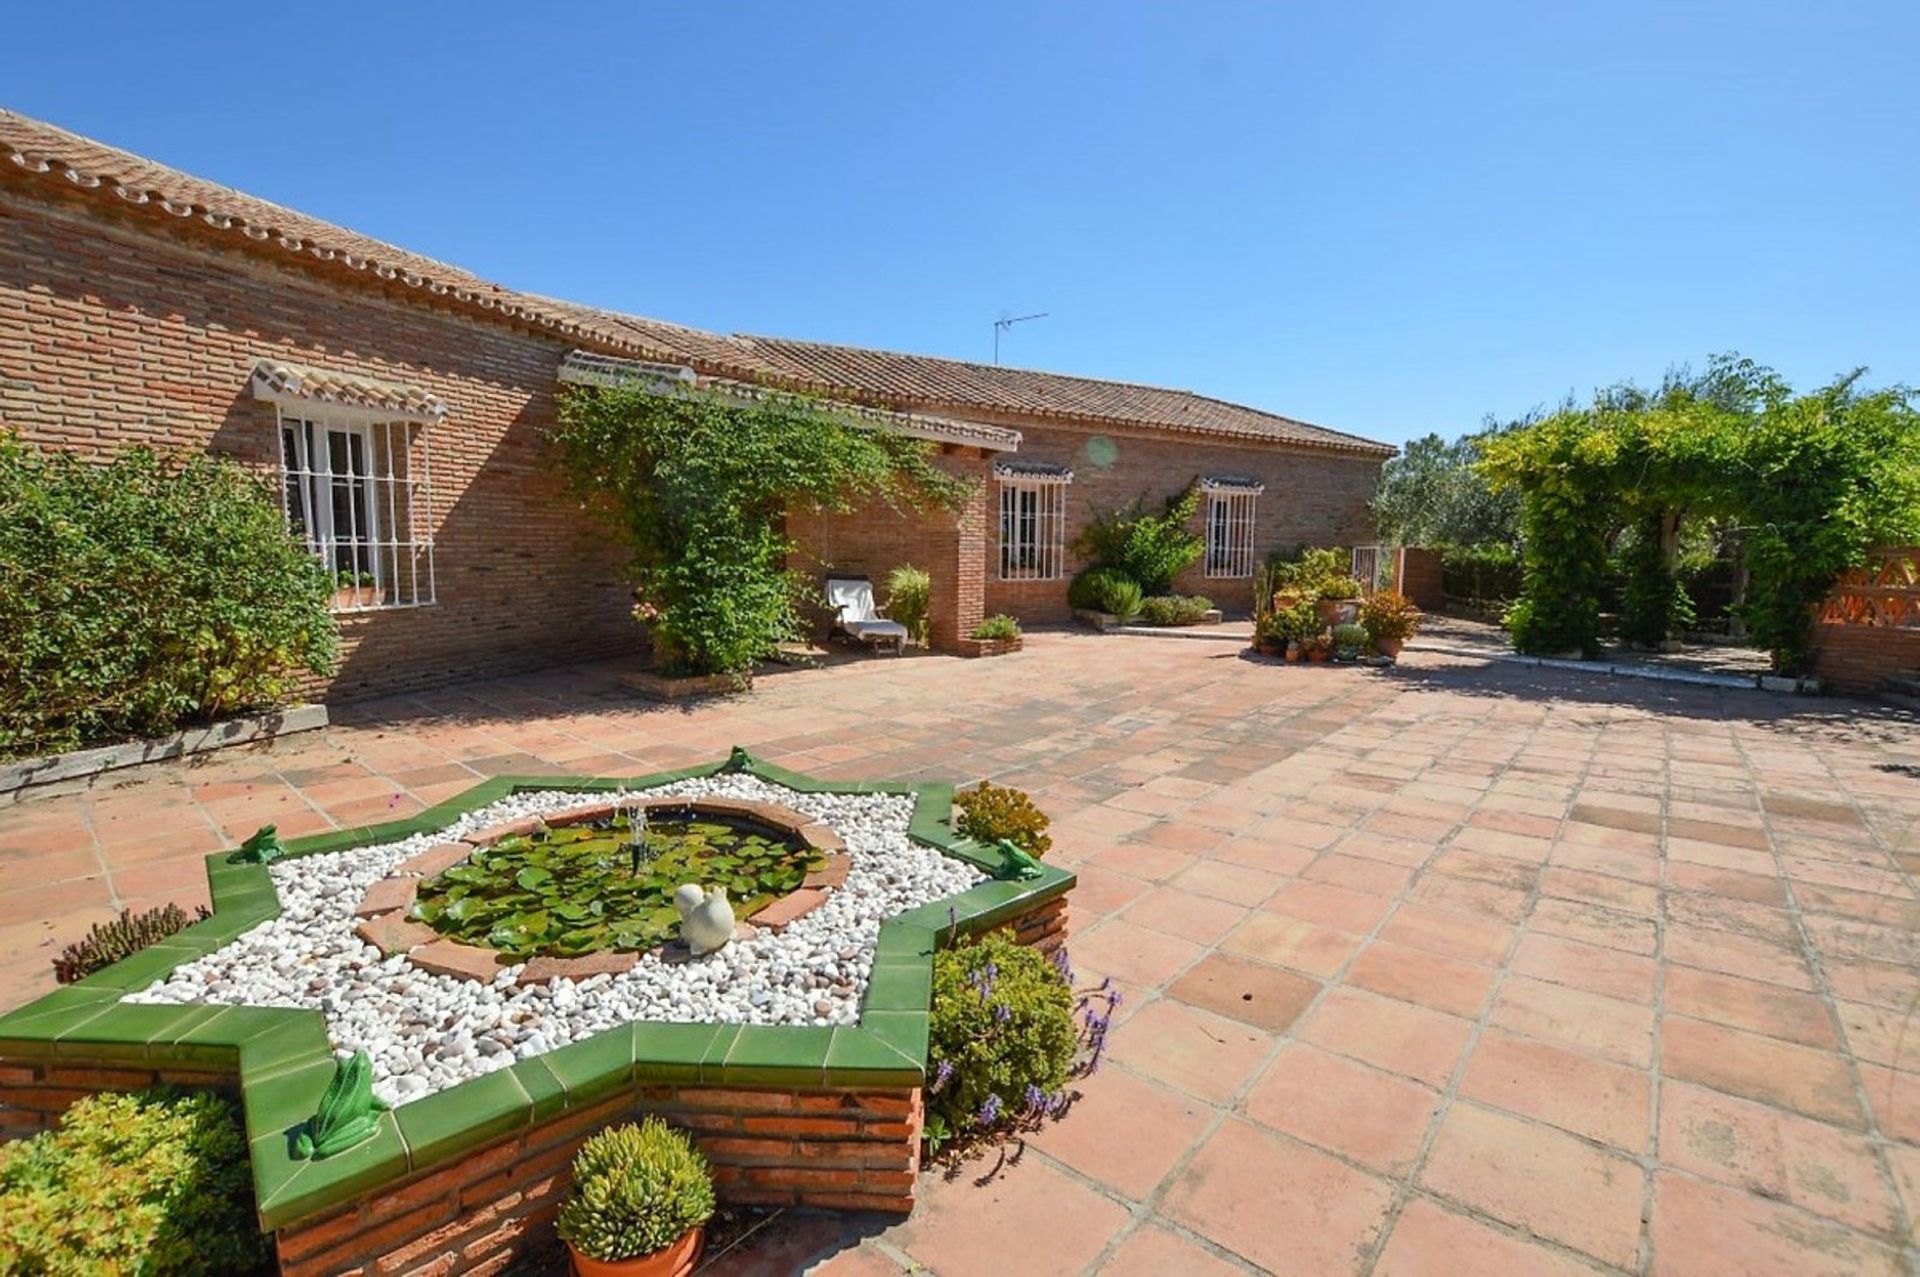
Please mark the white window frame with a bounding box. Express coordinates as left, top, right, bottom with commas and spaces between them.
275, 406, 437, 612
996, 469, 1070, 582
1203, 482, 1261, 578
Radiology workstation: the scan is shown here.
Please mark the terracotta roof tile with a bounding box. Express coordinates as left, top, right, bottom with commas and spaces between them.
0, 109, 1392, 458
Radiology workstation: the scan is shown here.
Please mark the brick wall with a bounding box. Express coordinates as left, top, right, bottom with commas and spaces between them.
0, 1058, 234, 1140
274, 1084, 923, 1277
0, 183, 635, 703
786, 446, 990, 651
975, 419, 1385, 623
1395, 546, 1445, 611
1810, 624, 1920, 694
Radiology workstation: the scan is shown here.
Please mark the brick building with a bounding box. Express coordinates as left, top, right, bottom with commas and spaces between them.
0, 110, 1394, 700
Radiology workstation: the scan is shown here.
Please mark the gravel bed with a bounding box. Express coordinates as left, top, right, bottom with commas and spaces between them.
125, 775, 982, 1106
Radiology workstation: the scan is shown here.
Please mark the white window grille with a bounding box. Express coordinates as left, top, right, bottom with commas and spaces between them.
995, 463, 1071, 581
1351, 544, 1382, 592
1202, 478, 1262, 578
276, 411, 436, 611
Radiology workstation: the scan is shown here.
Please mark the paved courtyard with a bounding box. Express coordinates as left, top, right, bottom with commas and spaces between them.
4, 631, 1920, 1275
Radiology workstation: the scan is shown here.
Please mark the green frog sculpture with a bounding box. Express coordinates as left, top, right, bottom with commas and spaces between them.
294, 1049, 388, 1159
993, 838, 1046, 882
229, 824, 285, 865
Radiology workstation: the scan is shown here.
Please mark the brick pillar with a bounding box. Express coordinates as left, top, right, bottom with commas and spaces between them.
926, 449, 988, 652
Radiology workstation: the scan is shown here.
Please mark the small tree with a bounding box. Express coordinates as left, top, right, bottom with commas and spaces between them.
548, 386, 968, 676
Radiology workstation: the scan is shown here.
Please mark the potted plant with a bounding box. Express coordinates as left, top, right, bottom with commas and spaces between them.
1331, 621, 1369, 662
330, 569, 379, 610
556, 1118, 716, 1277
967, 614, 1023, 656
1305, 635, 1332, 663
1314, 576, 1364, 627
1358, 589, 1422, 660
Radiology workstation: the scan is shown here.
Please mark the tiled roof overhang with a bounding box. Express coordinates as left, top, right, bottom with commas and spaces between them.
993, 460, 1074, 483
1201, 475, 1267, 494
557, 351, 1022, 453
251, 359, 448, 419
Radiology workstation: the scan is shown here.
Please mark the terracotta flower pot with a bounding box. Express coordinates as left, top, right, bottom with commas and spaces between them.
1283, 644, 1301, 663
1375, 637, 1404, 659
569, 1227, 703, 1277
1307, 647, 1330, 663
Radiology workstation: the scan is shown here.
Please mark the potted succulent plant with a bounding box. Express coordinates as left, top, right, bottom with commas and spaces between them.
1358, 589, 1422, 660
1314, 576, 1365, 627
556, 1119, 716, 1277
1331, 621, 1369, 662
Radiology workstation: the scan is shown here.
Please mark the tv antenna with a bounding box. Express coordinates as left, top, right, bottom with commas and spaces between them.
993, 311, 1048, 365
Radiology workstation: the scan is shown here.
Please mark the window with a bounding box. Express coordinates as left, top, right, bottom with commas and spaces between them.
276, 413, 435, 611
1203, 479, 1262, 578
995, 463, 1071, 581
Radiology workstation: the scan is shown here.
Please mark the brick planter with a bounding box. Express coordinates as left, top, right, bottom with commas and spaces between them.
0, 751, 1075, 1277
618, 669, 751, 701
955, 635, 1023, 658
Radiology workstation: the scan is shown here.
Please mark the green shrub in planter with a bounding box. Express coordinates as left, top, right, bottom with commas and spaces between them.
556, 1118, 716, 1263
1067, 568, 1143, 620
1330, 621, 1369, 659
1257, 598, 1324, 647
954, 781, 1052, 858
885, 565, 932, 645
0, 1088, 268, 1275
970, 614, 1021, 641
925, 932, 1077, 1152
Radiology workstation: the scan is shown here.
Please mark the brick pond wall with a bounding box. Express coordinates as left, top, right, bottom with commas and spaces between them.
0, 1059, 234, 1139
274, 1084, 923, 1277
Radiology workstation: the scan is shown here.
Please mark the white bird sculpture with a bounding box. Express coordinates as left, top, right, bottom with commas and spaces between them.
676, 884, 736, 956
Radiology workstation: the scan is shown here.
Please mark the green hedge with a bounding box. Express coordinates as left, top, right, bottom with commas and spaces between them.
0, 436, 338, 760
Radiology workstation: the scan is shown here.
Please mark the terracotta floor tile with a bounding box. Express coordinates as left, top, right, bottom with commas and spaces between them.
1302, 853, 1415, 896
1244, 1042, 1441, 1173
1065, 918, 1205, 990
1220, 911, 1360, 978
1377, 902, 1512, 965
1097, 1224, 1247, 1277
1662, 1017, 1865, 1129
1120, 885, 1248, 946
1027, 1066, 1210, 1201
1105, 998, 1273, 1104
1167, 859, 1286, 907
1375, 1197, 1598, 1277
1346, 941, 1496, 1018
1405, 872, 1530, 923
1487, 975, 1656, 1067
1418, 1103, 1645, 1268
892, 1153, 1131, 1277
1296, 986, 1474, 1088
1549, 839, 1662, 885
1667, 861, 1787, 906
1650, 1171, 1903, 1276
1529, 896, 1658, 955
1664, 966, 1838, 1049
1664, 920, 1815, 992
1162, 1118, 1396, 1274
1427, 847, 1541, 893
1856, 1061, 1920, 1144
1262, 880, 1393, 933
1458, 1027, 1651, 1152
1659, 1080, 1898, 1236
1168, 952, 1320, 1033
1085, 841, 1198, 884
1508, 931, 1657, 1004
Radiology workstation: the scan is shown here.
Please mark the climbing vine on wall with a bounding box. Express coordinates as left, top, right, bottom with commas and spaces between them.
549, 384, 970, 676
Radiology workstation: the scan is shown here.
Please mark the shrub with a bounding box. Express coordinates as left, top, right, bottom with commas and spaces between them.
1270, 546, 1350, 594
1136, 594, 1215, 626
971, 614, 1021, 641
885, 565, 932, 645
1437, 540, 1524, 605
954, 781, 1052, 858
1358, 591, 1422, 645
0, 435, 339, 761
1071, 486, 1203, 594
555, 1118, 716, 1263
53, 902, 210, 984
1316, 575, 1364, 602
1330, 622, 1369, 658
1067, 567, 1143, 620
1257, 598, 1325, 647
925, 933, 1077, 1150
0, 1089, 268, 1275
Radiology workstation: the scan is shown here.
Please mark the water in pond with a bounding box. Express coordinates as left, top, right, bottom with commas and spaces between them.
410, 815, 824, 959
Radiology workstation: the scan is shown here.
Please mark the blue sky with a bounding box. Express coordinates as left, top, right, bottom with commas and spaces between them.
5, 3, 1914, 446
